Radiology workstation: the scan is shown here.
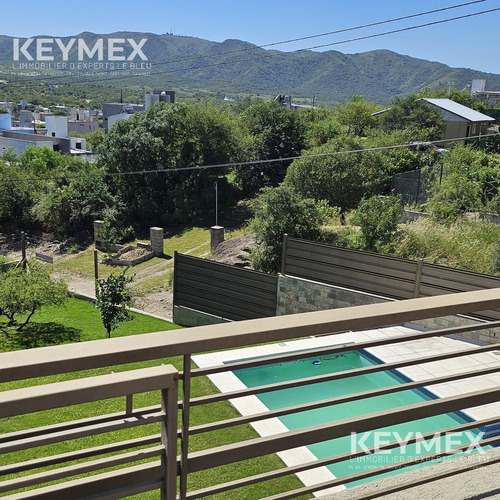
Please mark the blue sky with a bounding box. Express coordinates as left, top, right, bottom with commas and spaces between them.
3, 0, 500, 73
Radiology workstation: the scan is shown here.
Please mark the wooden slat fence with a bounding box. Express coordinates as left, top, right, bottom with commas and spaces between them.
173, 252, 278, 321
283, 236, 500, 321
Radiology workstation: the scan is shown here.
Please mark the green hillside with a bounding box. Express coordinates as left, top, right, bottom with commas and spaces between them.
1, 32, 500, 105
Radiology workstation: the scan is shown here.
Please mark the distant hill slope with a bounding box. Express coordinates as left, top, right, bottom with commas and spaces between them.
1, 32, 500, 104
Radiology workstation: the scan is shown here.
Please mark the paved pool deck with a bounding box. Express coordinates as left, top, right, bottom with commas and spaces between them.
192, 324, 500, 497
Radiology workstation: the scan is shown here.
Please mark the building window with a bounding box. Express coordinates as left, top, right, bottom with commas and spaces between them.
472, 124, 477, 134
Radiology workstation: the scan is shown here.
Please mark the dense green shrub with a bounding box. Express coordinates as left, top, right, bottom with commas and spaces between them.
285, 136, 387, 218
352, 195, 402, 250
250, 185, 335, 273
427, 173, 481, 222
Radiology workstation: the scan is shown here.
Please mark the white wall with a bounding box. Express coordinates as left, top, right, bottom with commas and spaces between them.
45, 115, 68, 138
108, 113, 133, 130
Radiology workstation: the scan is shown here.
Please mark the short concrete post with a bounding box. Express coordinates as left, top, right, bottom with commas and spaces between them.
150, 227, 164, 256
210, 226, 224, 251
94, 220, 104, 250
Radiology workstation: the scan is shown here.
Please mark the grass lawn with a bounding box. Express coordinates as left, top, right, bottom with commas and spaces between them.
0, 296, 180, 352
0, 296, 308, 499
52, 226, 214, 279
53, 225, 251, 279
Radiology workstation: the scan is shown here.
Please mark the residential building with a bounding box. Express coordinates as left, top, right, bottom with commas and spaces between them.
0, 114, 88, 156
470, 79, 500, 107
68, 107, 99, 134
103, 91, 175, 132
421, 98, 495, 141
102, 103, 145, 132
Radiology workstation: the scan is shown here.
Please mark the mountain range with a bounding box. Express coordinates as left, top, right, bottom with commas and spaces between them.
1, 32, 500, 105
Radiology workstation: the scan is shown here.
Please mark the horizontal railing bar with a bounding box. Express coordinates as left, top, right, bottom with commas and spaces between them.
261, 436, 500, 500
185, 416, 499, 499
0, 365, 178, 418
80, 481, 164, 500
188, 342, 500, 407
0, 405, 160, 445
3, 461, 163, 500
187, 387, 500, 472
188, 364, 500, 436
0, 446, 163, 494
0, 435, 161, 476
3, 288, 500, 382
0, 411, 164, 455
191, 320, 500, 377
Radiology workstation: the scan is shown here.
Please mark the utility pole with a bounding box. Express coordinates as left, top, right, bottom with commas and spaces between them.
447, 82, 454, 98
312, 96, 316, 108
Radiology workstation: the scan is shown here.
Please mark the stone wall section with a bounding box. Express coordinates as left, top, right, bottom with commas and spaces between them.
277, 275, 500, 345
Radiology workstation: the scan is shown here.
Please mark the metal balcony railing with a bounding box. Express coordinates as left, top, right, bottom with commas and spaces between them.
0, 288, 500, 499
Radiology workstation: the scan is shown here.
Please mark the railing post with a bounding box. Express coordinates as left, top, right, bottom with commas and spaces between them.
413, 258, 424, 298
161, 380, 179, 500
179, 354, 192, 500
281, 233, 288, 276
125, 394, 133, 415
173, 251, 178, 308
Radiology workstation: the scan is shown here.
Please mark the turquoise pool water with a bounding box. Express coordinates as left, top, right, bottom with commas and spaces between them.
234, 350, 483, 487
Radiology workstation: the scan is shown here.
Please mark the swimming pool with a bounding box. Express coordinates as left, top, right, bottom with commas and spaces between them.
234, 350, 484, 487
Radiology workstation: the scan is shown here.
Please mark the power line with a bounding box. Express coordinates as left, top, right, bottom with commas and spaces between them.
7, 5, 498, 88
5, 0, 489, 85
3, 132, 498, 183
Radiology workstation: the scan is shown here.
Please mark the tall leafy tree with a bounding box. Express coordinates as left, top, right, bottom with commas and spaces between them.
99, 103, 241, 224
335, 95, 378, 136
234, 102, 306, 195
285, 137, 387, 220
378, 94, 445, 141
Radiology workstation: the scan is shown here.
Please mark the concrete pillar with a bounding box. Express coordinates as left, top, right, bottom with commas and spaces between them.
150, 227, 164, 256
94, 220, 104, 249
210, 226, 224, 251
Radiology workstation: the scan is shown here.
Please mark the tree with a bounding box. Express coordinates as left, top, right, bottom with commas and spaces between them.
300, 107, 341, 148
0, 160, 35, 227
35, 163, 119, 237
378, 94, 445, 141
0, 261, 68, 331
250, 184, 335, 273
85, 128, 106, 152
284, 136, 387, 220
234, 102, 306, 195
427, 173, 481, 222
95, 272, 134, 338
99, 102, 241, 224
335, 95, 378, 136
352, 195, 402, 250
